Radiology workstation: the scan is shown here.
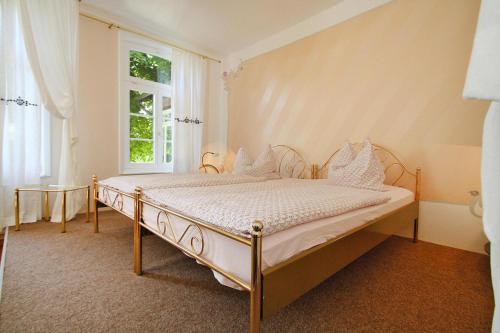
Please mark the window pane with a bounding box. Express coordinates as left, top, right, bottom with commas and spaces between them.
129, 50, 171, 85
166, 126, 172, 140
130, 115, 153, 139
130, 140, 154, 163
164, 141, 172, 163
162, 96, 171, 112
130, 90, 153, 116
162, 96, 172, 163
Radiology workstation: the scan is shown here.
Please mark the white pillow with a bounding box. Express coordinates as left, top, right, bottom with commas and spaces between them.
233, 147, 253, 171
328, 139, 385, 191
328, 141, 356, 175
233, 145, 278, 178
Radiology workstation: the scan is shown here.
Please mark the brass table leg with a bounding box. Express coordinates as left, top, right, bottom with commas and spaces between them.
61, 191, 66, 233
93, 175, 99, 233
44, 191, 50, 222
14, 189, 20, 231
86, 186, 90, 222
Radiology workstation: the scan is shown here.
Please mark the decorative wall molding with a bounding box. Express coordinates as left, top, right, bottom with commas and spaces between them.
222, 61, 244, 92
227, 0, 392, 64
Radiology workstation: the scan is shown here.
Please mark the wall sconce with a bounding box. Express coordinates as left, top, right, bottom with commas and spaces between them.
469, 190, 483, 218
222, 61, 244, 92
469, 190, 488, 254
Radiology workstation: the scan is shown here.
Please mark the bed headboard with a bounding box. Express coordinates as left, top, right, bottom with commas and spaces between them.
314, 143, 421, 199
272, 145, 310, 179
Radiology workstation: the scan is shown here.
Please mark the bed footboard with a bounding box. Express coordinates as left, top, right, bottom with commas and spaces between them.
130, 186, 265, 332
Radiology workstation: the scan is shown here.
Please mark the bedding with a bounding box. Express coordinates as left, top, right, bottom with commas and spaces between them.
233, 147, 253, 172
98, 176, 412, 289
145, 178, 391, 236
99, 173, 267, 193
328, 141, 355, 173
233, 145, 278, 178
328, 139, 385, 191
140, 182, 413, 289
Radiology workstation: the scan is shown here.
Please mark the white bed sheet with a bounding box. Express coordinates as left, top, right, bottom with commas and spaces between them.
98, 182, 413, 289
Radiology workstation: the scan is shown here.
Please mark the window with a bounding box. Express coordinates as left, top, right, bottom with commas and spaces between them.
119, 33, 173, 173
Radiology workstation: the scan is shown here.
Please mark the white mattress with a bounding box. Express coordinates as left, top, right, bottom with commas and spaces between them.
98, 181, 413, 289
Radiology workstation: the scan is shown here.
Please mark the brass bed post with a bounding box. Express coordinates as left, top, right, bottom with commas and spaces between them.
413, 168, 422, 243
250, 221, 263, 333
311, 164, 319, 179
14, 189, 20, 231
92, 175, 99, 233
134, 187, 143, 275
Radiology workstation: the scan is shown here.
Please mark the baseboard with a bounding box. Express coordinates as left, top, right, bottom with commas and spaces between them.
396, 201, 488, 254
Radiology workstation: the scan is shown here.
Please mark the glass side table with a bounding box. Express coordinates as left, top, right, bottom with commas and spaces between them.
14, 185, 90, 233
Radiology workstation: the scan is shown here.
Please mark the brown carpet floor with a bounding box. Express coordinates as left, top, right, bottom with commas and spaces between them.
0, 212, 494, 332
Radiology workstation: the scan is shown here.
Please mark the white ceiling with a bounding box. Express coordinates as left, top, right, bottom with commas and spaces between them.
81, 0, 343, 57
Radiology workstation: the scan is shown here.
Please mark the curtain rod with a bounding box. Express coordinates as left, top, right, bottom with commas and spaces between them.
79, 12, 222, 63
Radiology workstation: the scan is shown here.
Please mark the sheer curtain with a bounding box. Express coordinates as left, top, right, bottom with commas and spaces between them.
19, 0, 81, 222
463, 0, 500, 331
0, 0, 43, 228
172, 49, 207, 173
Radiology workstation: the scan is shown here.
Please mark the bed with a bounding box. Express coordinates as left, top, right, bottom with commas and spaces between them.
92, 144, 420, 332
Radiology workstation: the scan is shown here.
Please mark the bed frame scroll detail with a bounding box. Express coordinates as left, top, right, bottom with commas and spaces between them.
128, 192, 265, 330
272, 145, 310, 179
312, 143, 422, 244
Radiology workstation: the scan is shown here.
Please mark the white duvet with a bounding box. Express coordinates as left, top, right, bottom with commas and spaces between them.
99, 173, 267, 193
97, 175, 408, 289
145, 179, 391, 236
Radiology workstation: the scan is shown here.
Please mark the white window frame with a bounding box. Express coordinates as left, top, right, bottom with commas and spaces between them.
119, 31, 173, 174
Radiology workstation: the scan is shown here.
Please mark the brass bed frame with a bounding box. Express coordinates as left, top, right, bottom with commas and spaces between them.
92, 144, 420, 332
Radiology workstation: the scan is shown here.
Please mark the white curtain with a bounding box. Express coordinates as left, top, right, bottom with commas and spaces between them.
172, 49, 207, 173
463, 0, 500, 331
0, 0, 44, 228
19, 0, 81, 222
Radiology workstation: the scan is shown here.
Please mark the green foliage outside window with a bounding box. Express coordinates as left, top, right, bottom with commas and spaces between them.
129, 51, 171, 85
129, 90, 154, 163
130, 116, 153, 139
130, 140, 154, 163
130, 90, 153, 116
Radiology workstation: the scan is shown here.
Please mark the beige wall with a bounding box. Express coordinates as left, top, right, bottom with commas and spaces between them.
77, 16, 120, 185
227, 0, 489, 205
